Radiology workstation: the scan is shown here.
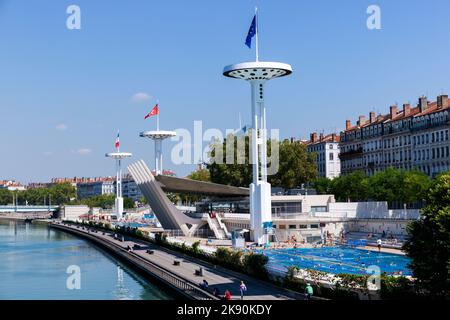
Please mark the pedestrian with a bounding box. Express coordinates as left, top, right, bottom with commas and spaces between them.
377, 238, 382, 252
305, 283, 313, 300
239, 281, 247, 300
224, 290, 231, 301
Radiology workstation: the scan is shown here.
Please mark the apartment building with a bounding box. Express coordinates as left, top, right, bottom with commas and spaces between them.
340, 95, 450, 177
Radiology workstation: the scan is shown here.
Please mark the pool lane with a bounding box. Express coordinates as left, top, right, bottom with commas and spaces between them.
259, 246, 412, 276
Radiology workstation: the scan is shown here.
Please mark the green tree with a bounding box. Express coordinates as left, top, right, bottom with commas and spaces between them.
329, 171, 369, 202
207, 134, 317, 189
123, 197, 135, 209
312, 177, 332, 195
403, 171, 450, 298
269, 140, 317, 189
401, 170, 431, 205
368, 167, 404, 203
80, 194, 115, 209
0, 189, 12, 205
188, 168, 210, 182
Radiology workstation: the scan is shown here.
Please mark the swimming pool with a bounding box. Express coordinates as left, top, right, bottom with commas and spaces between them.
260, 247, 412, 276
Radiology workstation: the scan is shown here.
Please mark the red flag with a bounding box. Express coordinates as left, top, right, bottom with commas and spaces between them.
115, 131, 120, 149
144, 104, 159, 119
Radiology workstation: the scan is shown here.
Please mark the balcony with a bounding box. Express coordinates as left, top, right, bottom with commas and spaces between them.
339, 147, 363, 160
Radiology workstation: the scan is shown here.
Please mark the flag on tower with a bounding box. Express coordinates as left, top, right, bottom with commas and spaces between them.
115, 131, 120, 149
245, 15, 257, 48
144, 104, 159, 119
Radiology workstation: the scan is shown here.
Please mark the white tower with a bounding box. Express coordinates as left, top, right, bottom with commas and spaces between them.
140, 112, 176, 176
106, 148, 132, 219
223, 11, 293, 244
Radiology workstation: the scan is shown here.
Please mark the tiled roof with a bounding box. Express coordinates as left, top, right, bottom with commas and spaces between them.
343, 97, 450, 134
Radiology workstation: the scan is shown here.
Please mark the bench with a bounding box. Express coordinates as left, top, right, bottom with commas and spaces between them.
173, 260, 181, 266
195, 267, 203, 276
146, 250, 154, 255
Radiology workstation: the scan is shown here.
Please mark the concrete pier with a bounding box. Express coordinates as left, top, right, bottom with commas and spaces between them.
50, 222, 300, 300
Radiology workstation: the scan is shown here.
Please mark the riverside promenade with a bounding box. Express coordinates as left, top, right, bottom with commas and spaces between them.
50, 222, 301, 300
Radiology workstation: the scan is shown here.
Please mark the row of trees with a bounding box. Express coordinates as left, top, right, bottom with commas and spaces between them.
0, 183, 76, 206
0, 183, 134, 210
313, 168, 431, 206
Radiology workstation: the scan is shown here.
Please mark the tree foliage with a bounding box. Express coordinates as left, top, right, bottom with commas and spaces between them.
403, 172, 450, 298
313, 168, 431, 205
0, 183, 76, 206
188, 168, 210, 182
207, 134, 317, 189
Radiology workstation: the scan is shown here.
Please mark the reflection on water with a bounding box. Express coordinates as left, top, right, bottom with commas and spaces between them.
0, 219, 172, 300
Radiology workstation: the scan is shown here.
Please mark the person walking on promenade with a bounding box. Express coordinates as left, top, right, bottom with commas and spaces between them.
239, 281, 247, 300
377, 238, 382, 252
305, 283, 313, 300
224, 289, 231, 301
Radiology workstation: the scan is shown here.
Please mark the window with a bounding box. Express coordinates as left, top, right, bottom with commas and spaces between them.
311, 206, 327, 213
329, 153, 334, 161
299, 225, 307, 229
289, 225, 297, 229
310, 224, 319, 229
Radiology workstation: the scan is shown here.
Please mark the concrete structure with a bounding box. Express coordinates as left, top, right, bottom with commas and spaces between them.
128, 160, 206, 236
305, 133, 341, 179
51, 222, 300, 300
223, 61, 292, 245
220, 196, 420, 242
106, 151, 132, 219
61, 205, 90, 221
340, 95, 450, 177
0, 205, 58, 213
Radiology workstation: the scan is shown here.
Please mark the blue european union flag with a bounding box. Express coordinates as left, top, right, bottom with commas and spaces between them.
245, 15, 257, 48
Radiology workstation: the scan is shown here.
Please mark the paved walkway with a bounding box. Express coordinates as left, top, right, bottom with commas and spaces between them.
54, 223, 301, 300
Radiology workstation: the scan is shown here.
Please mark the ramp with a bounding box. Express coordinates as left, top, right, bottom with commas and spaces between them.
128, 160, 205, 236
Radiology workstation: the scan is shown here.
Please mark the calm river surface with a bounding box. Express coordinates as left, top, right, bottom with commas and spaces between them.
0, 219, 172, 300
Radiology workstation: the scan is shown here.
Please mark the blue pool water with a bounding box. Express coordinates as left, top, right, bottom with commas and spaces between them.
261, 247, 412, 276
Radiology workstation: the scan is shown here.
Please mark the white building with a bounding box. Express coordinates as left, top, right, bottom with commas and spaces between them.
220, 195, 420, 242
305, 133, 341, 179
61, 205, 90, 221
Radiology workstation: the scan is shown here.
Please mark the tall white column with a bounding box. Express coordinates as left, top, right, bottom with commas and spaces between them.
249, 80, 271, 245
155, 139, 163, 175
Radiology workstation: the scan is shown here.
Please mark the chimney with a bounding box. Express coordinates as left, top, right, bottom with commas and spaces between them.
390, 105, 398, 119
319, 133, 324, 141
403, 103, 411, 116
310, 132, 318, 142
437, 95, 448, 109
418, 96, 428, 112
369, 111, 376, 123
358, 115, 366, 126
346, 120, 351, 130
331, 133, 337, 142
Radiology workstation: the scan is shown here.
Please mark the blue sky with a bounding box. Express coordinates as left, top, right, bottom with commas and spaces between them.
1, 0, 450, 183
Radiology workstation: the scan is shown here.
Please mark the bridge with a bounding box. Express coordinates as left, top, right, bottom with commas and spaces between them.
0, 205, 59, 213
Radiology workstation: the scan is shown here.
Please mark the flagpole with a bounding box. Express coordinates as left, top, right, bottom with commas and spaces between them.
255, 7, 259, 62
157, 100, 160, 131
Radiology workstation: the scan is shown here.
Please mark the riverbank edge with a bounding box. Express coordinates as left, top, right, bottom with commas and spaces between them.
49, 223, 216, 301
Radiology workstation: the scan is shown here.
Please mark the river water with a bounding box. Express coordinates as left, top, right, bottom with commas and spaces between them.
0, 219, 172, 300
